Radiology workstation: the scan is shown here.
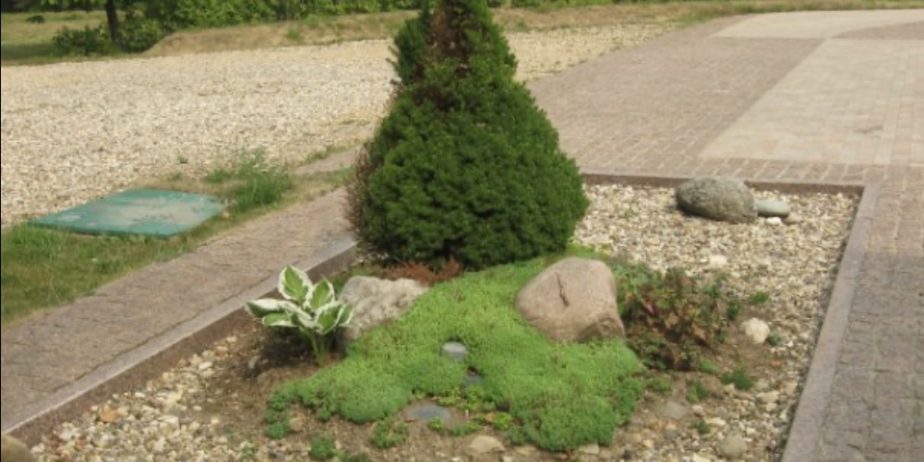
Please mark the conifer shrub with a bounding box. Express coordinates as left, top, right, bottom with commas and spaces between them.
348, 0, 587, 269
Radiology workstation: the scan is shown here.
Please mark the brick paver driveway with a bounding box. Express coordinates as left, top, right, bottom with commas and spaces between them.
531, 9, 923, 461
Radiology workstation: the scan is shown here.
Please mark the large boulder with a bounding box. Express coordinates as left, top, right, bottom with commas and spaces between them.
675, 177, 757, 223
339, 276, 428, 342
515, 257, 624, 342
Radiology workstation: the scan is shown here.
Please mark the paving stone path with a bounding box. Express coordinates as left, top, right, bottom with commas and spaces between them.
531, 10, 923, 461
2, 9, 922, 461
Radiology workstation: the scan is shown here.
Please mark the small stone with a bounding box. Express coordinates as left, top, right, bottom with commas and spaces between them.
757, 391, 780, 404
783, 213, 803, 225
198, 361, 213, 371
705, 417, 727, 428
404, 403, 451, 424
98, 406, 120, 424
467, 435, 504, 455
707, 255, 728, 268
717, 433, 748, 460
765, 217, 783, 226
691, 454, 712, 462
656, 400, 691, 421
502, 457, 515, 462
755, 199, 790, 218
247, 356, 260, 371
578, 443, 600, 455
441, 342, 469, 362
741, 318, 771, 344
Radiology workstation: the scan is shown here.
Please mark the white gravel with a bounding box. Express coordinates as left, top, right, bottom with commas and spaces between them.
0, 24, 667, 227
29, 185, 857, 462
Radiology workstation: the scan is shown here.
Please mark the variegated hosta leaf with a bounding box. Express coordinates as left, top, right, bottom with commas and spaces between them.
278, 265, 312, 302
262, 312, 296, 328
314, 303, 351, 335
246, 298, 296, 317
284, 304, 320, 332
308, 280, 336, 312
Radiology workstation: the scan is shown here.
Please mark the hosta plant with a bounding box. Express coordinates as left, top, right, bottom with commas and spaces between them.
246, 266, 352, 363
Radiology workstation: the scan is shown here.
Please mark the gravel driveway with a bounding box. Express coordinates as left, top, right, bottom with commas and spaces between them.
0, 24, 668, 227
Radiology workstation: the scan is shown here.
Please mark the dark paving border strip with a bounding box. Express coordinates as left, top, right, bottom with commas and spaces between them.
583, 171, 876, 462
6, 235, 357, 446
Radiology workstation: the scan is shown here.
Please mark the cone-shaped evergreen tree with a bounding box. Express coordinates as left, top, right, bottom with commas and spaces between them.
349, 0, 587, 269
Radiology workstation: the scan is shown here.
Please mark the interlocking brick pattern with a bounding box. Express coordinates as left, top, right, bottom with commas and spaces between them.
531, 10, 923, 461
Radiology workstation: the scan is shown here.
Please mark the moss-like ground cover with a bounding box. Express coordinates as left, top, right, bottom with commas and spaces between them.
266, 256, 644, 451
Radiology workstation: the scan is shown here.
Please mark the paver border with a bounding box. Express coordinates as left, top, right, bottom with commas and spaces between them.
5, 235, 357, 445
8, 173, 875, 459
583, 171, 876, 462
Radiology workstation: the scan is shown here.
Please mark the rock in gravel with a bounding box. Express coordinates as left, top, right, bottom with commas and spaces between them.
741, 318, 771, 344
97, 406, 120, 424
707, 254, 729, 268
515, 257, 624, 342
656, 400, 691, 421
675, 177, 757, 223
765, 217, 783, 226
784, 213, 804, 225
441, 342, 469, 362
717, 433, 749, 459
467, 435, 504, 455
578, 443, 601, 455
755, 199, 791, 218
404, 403, 451, 425
339, 276, 428, 342
2, 434, 36, 462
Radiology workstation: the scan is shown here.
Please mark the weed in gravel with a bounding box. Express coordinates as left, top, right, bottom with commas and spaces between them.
309, 435, 337, 461
698, 358, 719, 375
766, 333, 784, 347
721, 366, 755, 391
686, 380, 710, 403
370, 417, 409, 449
614, 261, 738, 370
648, 375, 673, 395
450, 421, 482, 437
692, 419, 710, 435
748, 291, 770, 305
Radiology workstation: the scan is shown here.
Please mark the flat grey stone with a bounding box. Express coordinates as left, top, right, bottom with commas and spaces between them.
755, 199, 791, 218
404, 403, 451, 424
441, 341, 469, 362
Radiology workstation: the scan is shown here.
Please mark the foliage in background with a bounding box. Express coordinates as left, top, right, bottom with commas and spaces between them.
613, 261, 738, 370
246, 266, 353, 363
348, 0, 587, 269
51, 22, 112, 54
264, 257, 644, 451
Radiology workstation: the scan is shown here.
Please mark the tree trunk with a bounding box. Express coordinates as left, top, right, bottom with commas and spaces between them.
104, 0, 119, 42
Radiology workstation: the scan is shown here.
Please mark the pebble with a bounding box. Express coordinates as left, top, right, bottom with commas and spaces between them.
717, 433, 748, 460
441, 341, 469, 362
741, 318, 771, 345
467, 435, 504, 455
755, 199, 791, 218
765, 217, 783, 226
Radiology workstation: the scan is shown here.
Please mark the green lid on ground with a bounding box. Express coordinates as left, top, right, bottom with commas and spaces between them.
31, 189, 224, 238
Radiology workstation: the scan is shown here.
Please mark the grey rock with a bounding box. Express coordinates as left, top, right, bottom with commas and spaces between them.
404, 403, 451, 424
656, 399, 691, 421
340, 276, 428, 342
466, 435, 504, 455
515, 257, 625, 342
783, 212, 804, 225
2, 434, 36, 462
675, 177, 757, 223
741, 318, 770, 344
755, 199, 791, 218
717, 433, 748, 460
441, 342, 468, 362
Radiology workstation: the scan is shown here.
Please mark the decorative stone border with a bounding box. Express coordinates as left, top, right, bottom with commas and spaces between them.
8, 174, 876, 461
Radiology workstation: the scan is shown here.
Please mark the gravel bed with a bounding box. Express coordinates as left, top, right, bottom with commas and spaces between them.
30, 185, 856, 462
0, 24, 668, 227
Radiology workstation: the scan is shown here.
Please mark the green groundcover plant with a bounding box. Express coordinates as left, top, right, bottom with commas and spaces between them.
265, 257, 644, 451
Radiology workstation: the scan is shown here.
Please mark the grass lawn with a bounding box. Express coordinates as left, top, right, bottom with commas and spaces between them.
267, 254, 645, 451
0, 151, 352, 326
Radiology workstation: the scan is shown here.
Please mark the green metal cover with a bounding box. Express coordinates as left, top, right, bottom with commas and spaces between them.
31, 189, 225, 238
